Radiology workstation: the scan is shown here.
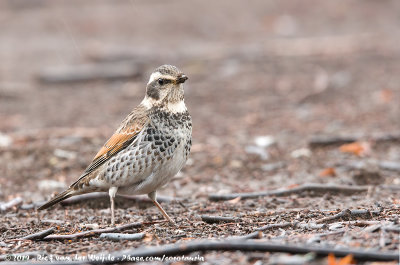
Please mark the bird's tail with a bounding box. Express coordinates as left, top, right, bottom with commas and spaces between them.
37, 189, 74, 210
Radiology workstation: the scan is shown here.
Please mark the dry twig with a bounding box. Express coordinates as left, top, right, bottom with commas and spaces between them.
0, 197, 23, 212
257, 222, 294, 231
315, 209, 379, 224
99, 232, 145, 241
309, 135, 357, 147
209, 184, 368, 201
227, 231, 262, 240
21, 227, 56, 240
309, 132, 400, 148
43, 222, 142, 240
201, 215, 238, 224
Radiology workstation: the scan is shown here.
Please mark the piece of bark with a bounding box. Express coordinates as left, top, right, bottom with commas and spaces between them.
201, 215, 238, 224
309, 135, 357, 148
315, 209, 379, 224
257, 222, 294, 231
99, 232, 145, 241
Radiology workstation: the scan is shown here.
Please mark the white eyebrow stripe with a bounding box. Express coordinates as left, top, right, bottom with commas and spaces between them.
147, 72, 175, 84
148, 72, 162, 84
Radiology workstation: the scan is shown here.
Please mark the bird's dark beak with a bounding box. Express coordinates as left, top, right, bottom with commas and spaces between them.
177, 74, 188, 84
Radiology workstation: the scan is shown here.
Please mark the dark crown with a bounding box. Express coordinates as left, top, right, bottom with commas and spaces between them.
154, 65, 183, 77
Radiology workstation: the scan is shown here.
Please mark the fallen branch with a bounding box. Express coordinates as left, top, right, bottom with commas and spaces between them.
309, 132, 400, 148
227, 231, 262, 240
22, 227, 56, 240
40, 219, 65, 225
339, 220, 381, 226
43, 222, 142, 240
20, 202, 45, 210
99, 232, 145, 241
201, 215, 238, 224
37, 62, 141, 84
295, 222, 326, 229
309, 135, 358, 148
315, 209, 379, 224
257, 222, 294, 231
379, 161, 400, 172
383, 226, 400, 233
108, 240, 399, 262
0, 197, 23, 212
208, 184, 368, 201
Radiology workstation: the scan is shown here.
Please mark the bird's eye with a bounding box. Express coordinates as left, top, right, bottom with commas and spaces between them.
158, 78, 164, 85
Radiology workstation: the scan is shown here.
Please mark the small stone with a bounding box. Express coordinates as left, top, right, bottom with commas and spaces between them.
54, 149, 77, 159
291, 148, 312, 158
254, 135, 276, 148
230, 160, 243, 168
0, 133, 12, 147
38, 180, 67, 192
245, 145, 269, 160
261, 162, 285, 172
329, 223, 343, 230
81, 223, 99, 230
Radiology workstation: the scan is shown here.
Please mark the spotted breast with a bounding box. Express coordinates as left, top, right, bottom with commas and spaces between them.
96, 108, 192, 195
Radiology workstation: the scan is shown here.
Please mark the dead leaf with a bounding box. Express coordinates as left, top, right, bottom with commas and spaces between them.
143, 233, 153, 242
392, 198, 400, 205
227, 197, 241, 204
328, 253, 354, 265
379, 89, 393, 103
339, 142, 370, 156
182, 237, 196, 240
338, 254, 354, 265
287, 183, 300, 189
319, 167, 336, 177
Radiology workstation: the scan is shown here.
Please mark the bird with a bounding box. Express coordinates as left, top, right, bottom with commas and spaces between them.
38, 65, 192, 226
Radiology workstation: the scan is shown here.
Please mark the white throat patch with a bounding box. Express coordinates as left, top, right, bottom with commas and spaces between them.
141, 97, 155, 109
167, 100, 187, 113
141, 97, 187, 113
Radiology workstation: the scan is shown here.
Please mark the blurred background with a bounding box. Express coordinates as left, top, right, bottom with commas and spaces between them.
1, 0, 400, 259
1, 0, 399, 202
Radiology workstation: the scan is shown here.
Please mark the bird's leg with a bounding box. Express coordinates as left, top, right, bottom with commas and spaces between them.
148, 191, 175, 225
109, 187, 118, 226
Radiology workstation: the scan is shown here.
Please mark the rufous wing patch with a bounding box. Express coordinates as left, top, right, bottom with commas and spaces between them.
69, 106, 149, 190
93, 126, 141, 161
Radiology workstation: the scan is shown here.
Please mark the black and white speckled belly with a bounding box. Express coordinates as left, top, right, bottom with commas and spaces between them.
93, 110, 192, 195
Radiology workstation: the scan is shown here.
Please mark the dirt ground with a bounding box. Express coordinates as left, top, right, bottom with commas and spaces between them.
0, 0, 399, 264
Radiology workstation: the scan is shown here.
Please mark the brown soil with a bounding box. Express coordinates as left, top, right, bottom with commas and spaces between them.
0, 1, 399, 264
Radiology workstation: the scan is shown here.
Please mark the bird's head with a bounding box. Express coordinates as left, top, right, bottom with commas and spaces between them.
142, 65, 188, 113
